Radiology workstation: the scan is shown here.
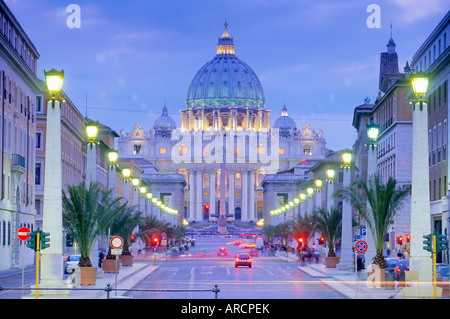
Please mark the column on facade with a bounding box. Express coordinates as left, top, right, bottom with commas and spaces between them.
326, 180, 334, 212
365, 146, 377, 267
249, 170, 255, 220
338, 166, 353, 270
196, 169, 202, 221
315, 187, 322, 211
242, 169, 248, 221
189, 170, 195, 221
209, 169, 215, 219
229, 169, 235, 219
410, 101, 433, 284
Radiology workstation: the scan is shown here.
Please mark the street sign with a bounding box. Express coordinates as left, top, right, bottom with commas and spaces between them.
152, 247, 158, 253
288, 235, 293, 243
161, 232, 167, 240
355, 240, 368, 254
111, 248, 122, 255
17, 227, 31, 241
110, 236, 123, 249
360, 226, 366, 236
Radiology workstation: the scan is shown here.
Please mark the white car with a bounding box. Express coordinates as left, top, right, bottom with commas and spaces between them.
64, 254, 81, 274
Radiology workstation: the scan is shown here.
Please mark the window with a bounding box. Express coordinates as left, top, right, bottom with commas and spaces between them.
133, 144, 142, 155
35, 163, 41, 185
303, 145, 311, 155
438, 123, 442, 163
444, 119, 447, 161
278, 148, 285, 155
159, 147, 166, 155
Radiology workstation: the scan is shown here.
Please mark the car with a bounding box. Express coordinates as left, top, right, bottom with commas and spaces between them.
384, 257, 400, 274
217, 247, 230, 256
436, 264, 449, 291
64, 254, 81, 274
394, 260, 409, 281
249, 249, 259, 257
235, 253, 252, 268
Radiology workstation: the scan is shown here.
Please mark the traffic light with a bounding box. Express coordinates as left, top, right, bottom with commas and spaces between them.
298, 237, 303, 248
204, 204, 210, 212
26, 231, 36, 251
317, 237, 325, 245
397, 236, 403, 246
436, 234, 448, 253
130, 235, 136, 243
152, 235, 160, 246
423, 233, 432, 252
406, 235, 410, 243
40, 231, 50, 250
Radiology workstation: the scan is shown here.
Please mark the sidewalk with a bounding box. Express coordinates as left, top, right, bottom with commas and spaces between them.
1, 260, 159, 299
275, 251, 448, 299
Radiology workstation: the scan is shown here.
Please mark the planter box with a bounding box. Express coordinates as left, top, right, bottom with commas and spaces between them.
102, 258, 120, 273
366, 267, 386, 288
79, 267, 98, 286
325, 257, 340, 268
119, 255, 134, 267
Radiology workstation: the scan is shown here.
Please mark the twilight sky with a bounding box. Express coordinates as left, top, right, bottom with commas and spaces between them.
4, 0, 449, 151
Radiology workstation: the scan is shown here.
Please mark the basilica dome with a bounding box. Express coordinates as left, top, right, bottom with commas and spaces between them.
153, 105, 176, 131
186, 23, 265, 109
273, 105, 297, 131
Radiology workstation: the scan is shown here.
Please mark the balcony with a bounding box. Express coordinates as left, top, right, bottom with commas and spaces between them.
11, 154, 26, 174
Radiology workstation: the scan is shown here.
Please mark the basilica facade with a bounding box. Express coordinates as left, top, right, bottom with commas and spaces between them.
118, 24, 328, 225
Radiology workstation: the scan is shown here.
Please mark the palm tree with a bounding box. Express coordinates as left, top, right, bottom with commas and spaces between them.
312, 207, 342, 257
62, 182, 123, 267
289, 213, 317, 250
108, 204, 143, 256
334, 173, 410, 268
136, 215, 168, 248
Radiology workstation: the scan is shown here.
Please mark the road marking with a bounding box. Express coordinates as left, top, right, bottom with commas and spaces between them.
226, 266, 230, 275
261, 267, 274, 276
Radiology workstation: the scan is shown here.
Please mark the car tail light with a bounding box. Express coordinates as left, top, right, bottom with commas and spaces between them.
406, 266, 410, 270
235, 258, 239, 262
396, 268, 401, 273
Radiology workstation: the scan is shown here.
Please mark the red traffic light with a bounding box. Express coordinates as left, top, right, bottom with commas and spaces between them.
406, 235, 410, 243
204, 204, 210, 212
130, 235, 136, 242
318, 237, 325, 245
298, 237, 303, 247
397, 236, 403, 245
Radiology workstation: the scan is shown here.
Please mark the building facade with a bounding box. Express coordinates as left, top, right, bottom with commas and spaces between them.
118, 24, 328, 225
410, 11, 449, 264
0, 1, 42, 270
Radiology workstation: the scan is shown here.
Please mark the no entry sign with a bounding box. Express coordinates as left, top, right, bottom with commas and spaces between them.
355, 240, 368, 254
110, 236, 123, 249
17, 227, 31, 241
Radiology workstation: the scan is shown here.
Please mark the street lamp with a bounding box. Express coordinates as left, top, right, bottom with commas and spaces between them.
342, 151, 352, 168
44, 69, 64, 96
108, 150, 118, 166
86, 121, 99, 145
122, 168, 131, 180
366, 118, 380, 149
307, 187, 314, 198
40, 68, 68, 295
326, 168, 335, 182
315, 179, 323, 190
299, 193, 306, 202
408, 71, 435, 296
132, 177, 140, 188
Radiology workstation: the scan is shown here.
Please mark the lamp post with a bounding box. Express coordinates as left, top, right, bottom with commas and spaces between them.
86, 121, 99, 185
315, 179, 323, 210
365, 118, 380, 270
408, 72, 436, 296
108, 150, 118, 196
326, 168, 335, 212
122, 168, 131, 206
40, 69, 68, 295
85, 120, 100, 275
338, 151, 353, 270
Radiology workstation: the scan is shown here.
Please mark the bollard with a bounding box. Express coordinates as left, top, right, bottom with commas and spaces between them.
213, 284, 220, 299
105, 283, 113, 299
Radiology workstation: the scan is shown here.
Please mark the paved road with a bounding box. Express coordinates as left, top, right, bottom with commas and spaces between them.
124, 236, 345, 299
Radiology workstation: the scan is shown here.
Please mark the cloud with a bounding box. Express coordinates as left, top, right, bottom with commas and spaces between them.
392, 0, 447, 22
